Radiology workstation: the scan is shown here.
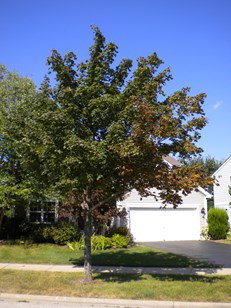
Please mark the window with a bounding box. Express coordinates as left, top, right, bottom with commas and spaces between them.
29, 201, 57, 223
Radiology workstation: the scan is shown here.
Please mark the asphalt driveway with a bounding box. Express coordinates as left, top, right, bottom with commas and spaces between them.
142, 241, 231, 268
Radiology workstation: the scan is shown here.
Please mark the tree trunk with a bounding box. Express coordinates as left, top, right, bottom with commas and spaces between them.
83, 209, 92, 281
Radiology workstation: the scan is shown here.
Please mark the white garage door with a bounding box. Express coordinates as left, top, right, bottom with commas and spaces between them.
129, 207, 200, 241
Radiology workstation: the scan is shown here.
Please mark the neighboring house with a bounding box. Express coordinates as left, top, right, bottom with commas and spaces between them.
28, 200, 59, 224
116, 156, 211, 242
213, 155, 231, 223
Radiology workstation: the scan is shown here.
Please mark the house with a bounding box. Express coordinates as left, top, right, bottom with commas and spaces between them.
213, 155, 231, 223
25, 156, 212, 242
116, 156, 212, 242
28, 199, 58, 224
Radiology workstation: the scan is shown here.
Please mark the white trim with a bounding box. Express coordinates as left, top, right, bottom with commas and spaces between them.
197, 187, 212, 199
215, 202, 231, 205
213, 155, 231, 176
163, 158, 173, 167
128, 206, 198, 210
125, 204, 201, 210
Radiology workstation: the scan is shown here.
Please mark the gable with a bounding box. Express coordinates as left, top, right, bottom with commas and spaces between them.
213, 155, 231, 176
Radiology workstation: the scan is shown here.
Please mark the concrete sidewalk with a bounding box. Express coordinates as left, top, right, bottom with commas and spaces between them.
1, 262, 231, 275
0, 293, 231, 308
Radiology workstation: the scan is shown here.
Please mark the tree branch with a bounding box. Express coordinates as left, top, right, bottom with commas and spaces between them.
90, 192, 121, 212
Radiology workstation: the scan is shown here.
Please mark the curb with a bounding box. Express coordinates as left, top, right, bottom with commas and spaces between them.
0, 293, 231, 308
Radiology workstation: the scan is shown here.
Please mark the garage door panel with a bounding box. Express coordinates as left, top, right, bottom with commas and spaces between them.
129, 208, 200, 242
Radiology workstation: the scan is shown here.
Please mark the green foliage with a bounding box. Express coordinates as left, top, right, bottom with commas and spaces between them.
29, 224, 53, 243
182, 155, 223, 194
91, 235, 112, 251
0, 65, 38, 233
22, 222, 79, 244
1, 217, 27, 240
3, 27, 212, 212
49, 221, 79, 245
182, 155, 223, 177
68, 234, 132, 251
107, 226, 129, 237
106, 226, 133, 244
207, 208, 229, 240
0, 28, 213, 276
111, 234, 131, 248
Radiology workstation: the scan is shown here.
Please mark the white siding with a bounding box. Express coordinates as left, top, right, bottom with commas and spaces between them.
117, 188, 208, 237
213, 157, 231, 222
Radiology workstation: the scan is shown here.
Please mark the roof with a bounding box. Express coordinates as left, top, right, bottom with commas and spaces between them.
212, 155, 231, 176
163, 156, 212, 198
163, 155, 182, 166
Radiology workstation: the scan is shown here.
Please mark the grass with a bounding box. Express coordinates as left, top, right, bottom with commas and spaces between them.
213, 239, 231, 245
0, 269, 230, 302
0, 244, 214, 268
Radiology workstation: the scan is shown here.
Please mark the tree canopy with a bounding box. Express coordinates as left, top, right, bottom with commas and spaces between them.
182, 155, 223, 177
0, 27, 213, 279
182, 155, 223, 195
0, 65, 37, 233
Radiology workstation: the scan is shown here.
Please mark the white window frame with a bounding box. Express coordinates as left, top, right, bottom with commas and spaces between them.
28, 200, 58, 224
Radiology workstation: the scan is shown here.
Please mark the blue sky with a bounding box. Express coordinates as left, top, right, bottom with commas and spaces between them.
1, 0, 231, 160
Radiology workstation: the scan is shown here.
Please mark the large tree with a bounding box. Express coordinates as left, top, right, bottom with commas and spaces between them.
0, 65, 37, 235
3, 27, 212, 280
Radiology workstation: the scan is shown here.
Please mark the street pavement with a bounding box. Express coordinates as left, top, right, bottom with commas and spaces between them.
0, 293, 231, 308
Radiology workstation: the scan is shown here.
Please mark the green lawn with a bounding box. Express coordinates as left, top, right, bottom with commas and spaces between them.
212, 239, 231, 245
0, 269, 230, 302
0, 244, 214, 268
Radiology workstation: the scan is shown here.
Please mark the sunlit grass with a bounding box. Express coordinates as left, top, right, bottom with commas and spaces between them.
0, 244, 214, 267
0, 269, 230, 302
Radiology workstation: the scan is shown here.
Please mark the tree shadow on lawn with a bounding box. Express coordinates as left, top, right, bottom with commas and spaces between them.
69, 248, 216, 268
94, 273, 224, 284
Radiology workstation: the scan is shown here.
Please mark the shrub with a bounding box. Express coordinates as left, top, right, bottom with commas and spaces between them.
23, 221, 79, 244
67, 236, 84, 251
107, 226, 129, 237
49, 222, 79, 245
91, 235, 112, 250
67, 234, 132, 251
30, 224, 53, 243
106, 226, 133, 243
111, 234, 131, 248
1, 217, 27, 240
207, 208, 229, 240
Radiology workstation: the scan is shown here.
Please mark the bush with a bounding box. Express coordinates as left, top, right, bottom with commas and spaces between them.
107, 226, 129, 237
68, 234, 132, 251
49, 222, 79, 245
111, 234, 131, 248
29, 224, 53, 243
1, 217, 27, 240
91, 235, 112, 250
107, 226, 133, 244
23, 221, 79, 244
207, 208, 229, 240
1, 218, 79, 244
